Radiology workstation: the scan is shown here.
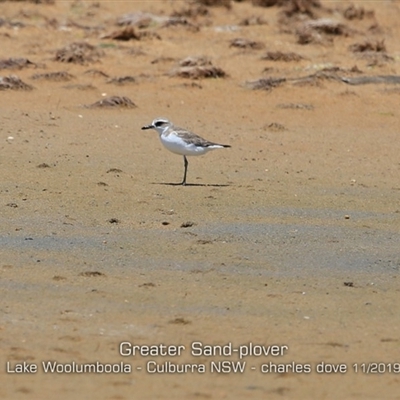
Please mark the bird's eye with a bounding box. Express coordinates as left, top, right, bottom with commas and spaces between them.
155, 121, 165, 127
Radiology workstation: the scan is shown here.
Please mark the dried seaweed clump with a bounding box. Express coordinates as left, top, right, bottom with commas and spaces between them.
0, 75, 33, 90
348, 40, 393, 64
252, 0, 281, 6
349, 40, 386, 53
0, 57, 36, 70
162, 17, 199, 32
117, 12, 157, 28
280, 0, 322, 17
54, 42, 104, 64
31, 71, 74, 81
84, 69, 109, 78
106, 76, 136, 85
86, 96, 137, 109
179, 56, 210, 67
230, 38, 264, 50
239, 15, 268, 26
257, 0, 322, 18
276, 0, 338, 43
245, 77, 286, 90
264, 122, 287, 131
296, 19, 350, 45
277, 102, 314, 110
305, 19, 349, 35
170, 56, 227, 79
343, 5, 374, 20
261, 51, 304, 61
102, 26, 140, 41
116, 11, 195, 31
171, 5, 209, 18
192, 0, 231, 8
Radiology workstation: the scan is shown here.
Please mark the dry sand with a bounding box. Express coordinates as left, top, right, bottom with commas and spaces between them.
1, 0, 400, 399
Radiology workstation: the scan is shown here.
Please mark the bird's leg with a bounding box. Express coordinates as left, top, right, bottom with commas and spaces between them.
181, 156, 188, 185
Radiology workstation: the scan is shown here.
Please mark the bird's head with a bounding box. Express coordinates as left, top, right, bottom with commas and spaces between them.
141, 118, 171, 132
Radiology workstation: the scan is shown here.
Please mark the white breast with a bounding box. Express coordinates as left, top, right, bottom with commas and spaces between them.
160, 134, 209, 156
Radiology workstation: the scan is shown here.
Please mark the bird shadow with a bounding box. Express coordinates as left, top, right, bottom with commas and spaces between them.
151, 182, 230, 187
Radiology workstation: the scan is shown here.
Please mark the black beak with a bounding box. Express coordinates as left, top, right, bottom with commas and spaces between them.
141, 125, 153, 130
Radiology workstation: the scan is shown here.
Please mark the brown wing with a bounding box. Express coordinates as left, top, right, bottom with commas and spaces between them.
174, 126, 229, 147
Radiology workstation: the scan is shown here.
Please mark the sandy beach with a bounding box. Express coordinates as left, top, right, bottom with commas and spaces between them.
1, 0, 400, 398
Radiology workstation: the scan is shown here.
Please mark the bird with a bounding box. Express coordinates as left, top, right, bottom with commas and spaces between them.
141, 118, 230, 185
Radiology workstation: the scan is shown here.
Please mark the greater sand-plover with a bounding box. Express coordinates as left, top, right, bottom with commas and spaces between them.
142, 118, 230, 185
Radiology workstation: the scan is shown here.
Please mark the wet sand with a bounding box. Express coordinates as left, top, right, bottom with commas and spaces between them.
1, 0, 400, 399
